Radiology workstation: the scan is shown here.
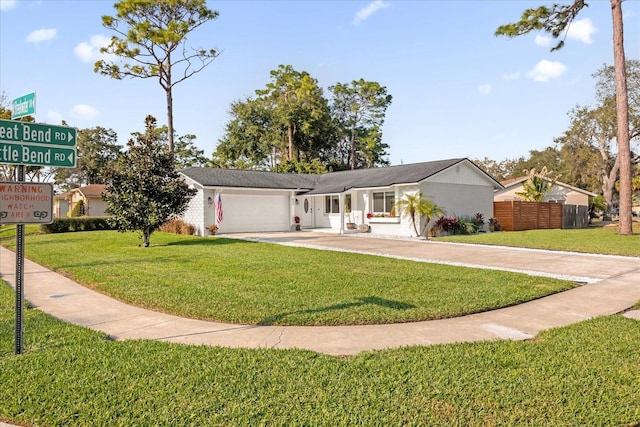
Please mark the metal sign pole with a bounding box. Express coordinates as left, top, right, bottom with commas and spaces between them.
15, 164, 25, 354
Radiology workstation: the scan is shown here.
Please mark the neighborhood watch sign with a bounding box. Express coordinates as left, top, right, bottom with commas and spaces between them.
0, 182, 53, 224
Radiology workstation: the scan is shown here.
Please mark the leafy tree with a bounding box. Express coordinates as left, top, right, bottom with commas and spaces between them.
103, 115, 196, 247
53, 126, 122, 190
515, 167, 561, 202
256, 65, 333, 162
496, 0, 634, 234
329, 79, 392, 169
394, 192, 444, 237
213, 98, 278, 170
95, 0, 220, 153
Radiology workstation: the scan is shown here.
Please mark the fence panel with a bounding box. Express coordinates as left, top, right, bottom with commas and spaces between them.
493, 201, 564, 231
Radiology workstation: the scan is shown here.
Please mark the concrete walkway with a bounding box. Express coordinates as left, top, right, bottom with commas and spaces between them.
1, 232, 639, 356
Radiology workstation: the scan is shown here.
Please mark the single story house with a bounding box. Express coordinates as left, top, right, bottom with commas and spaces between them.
494, 177, 597, 206
54, 184, 108, 217
180, 158, 503, 237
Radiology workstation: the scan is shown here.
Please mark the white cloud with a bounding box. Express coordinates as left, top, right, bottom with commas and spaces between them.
503, 71, 521, 81
26, 28, 57, 43
70, 104, 99, 120
47, 110, 63, 124
74, 35, 112, 63
534, 34, 551, 47
527, 59, 566, 82
353, 0, 389, 26
478, 84, 491, 95
0, 0, 17, 11
566, 18, 597, 44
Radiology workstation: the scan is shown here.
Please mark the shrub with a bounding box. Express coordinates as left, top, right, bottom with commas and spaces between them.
40, 217, 114, 234
489, 218, 503, 232
159, 218, 196, 235
435, 216, 461, 235
68, 200, 85, 217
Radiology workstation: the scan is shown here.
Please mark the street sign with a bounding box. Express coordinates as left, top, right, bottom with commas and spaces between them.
0, 142, 76, 167
11, 92, 36, 120
0, 119, 76, 147
0, 182, 54, 224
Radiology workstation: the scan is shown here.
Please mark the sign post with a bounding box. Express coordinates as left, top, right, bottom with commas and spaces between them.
0, 110, 76, 354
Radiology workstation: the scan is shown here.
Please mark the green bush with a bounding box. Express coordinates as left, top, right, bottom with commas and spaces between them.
40, 217, 115, 233
68, 199, 85, 217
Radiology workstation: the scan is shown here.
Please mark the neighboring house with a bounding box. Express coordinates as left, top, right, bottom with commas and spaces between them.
180, 158, 502, 237
494, 177, 597, 206
54, 184, 108, 217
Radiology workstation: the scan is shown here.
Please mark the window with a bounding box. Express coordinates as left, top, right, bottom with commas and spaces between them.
372, 191, 395, 214
324, 194, 351, 214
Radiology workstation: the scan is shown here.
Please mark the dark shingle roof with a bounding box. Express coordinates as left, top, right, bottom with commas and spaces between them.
304, 158, 466, 194
180, 158, 495, 195
180, 167, 315, 190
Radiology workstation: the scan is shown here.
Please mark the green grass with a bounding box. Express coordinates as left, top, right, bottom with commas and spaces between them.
1, 283, 639, 426
437, 224, 640, 257
1, 230, 575, 326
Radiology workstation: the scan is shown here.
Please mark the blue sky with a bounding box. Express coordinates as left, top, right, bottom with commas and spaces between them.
1, 0, 639, 166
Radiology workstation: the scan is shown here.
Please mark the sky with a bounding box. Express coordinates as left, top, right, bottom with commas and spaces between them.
1, 0, 639, 166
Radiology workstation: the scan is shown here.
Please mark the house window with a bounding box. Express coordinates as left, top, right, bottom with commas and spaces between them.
324, 194, 351, 214
373, 191, 395, 214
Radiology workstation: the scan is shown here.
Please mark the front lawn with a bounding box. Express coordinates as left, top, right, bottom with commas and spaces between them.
1, 283, 639, 426
437, 223, 640, 257
0, 231, 576, 326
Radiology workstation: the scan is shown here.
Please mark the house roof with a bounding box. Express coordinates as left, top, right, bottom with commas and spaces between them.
54, 184, 107, 199
181, 158, 502, 195
498, 176, 597, 197
180, 167, 316, 190
76, 184, 107, 198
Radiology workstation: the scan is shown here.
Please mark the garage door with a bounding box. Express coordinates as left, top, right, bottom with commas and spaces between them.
218, 193, 290, 233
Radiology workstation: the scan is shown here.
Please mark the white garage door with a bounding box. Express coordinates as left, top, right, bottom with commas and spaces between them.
219, 193, 290, 233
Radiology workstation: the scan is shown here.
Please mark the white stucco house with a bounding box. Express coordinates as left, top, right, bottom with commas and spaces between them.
495, 177, 596, 206
179, 158, 502, 237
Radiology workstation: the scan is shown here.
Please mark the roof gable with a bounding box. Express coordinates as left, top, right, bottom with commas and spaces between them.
497, 176, 597, 197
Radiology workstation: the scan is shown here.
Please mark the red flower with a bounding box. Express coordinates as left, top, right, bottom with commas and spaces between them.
366, 212, 373, 219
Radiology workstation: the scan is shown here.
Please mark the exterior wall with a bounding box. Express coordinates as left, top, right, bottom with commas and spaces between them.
495, 183, 591, 207
54, 199, 69, 217
423, 182, 494, 227
182, 187, 206, 235
86, 198, 108, 216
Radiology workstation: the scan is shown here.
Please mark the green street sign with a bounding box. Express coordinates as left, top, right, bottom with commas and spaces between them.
0, 142, 76, 167
11, 92, 36, 119
0, 119, 76, 147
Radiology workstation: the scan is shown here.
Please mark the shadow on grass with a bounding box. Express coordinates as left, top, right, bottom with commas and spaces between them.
258, 296, 416, 325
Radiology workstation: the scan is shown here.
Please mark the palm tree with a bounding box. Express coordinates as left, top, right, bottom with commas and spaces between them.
395, 192, 444, 237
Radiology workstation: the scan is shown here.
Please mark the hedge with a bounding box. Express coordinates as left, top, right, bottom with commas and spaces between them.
40, 217, 116, 233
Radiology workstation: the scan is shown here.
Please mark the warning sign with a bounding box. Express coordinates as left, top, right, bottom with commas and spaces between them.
0, 182, 53, 224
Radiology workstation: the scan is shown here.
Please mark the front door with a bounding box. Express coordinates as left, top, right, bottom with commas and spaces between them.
301, 197, 314, 228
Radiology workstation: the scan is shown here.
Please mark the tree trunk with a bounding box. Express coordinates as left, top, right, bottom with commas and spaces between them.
287, 124, 294, 160
602, 159, 620, 213
611, 0, 633, 235
143, 229, 151, 247
166, 86, 174, 154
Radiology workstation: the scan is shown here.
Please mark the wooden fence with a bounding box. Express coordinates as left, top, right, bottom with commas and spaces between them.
493, 201, 563, 231
493, 201, 591, 231
562, 204, 590, 229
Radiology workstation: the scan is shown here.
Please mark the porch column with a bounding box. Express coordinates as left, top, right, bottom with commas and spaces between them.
339, 193, 345, 234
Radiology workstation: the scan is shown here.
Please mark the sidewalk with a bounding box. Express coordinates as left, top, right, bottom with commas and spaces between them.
1, 232, 639, 356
